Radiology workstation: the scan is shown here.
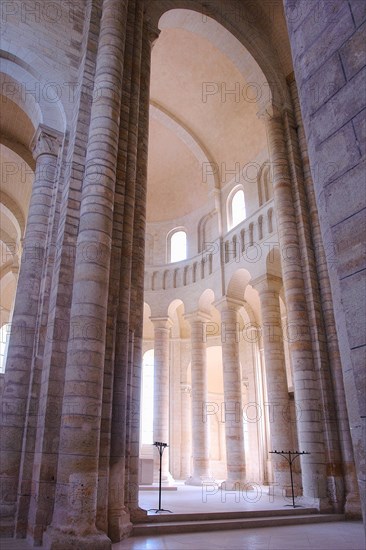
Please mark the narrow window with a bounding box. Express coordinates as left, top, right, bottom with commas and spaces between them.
231, 189, 246, 228
141, 349, 154, 445
170, 230, 187, 262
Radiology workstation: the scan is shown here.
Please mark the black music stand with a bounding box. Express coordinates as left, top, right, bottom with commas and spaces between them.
148, 441, 172, 514
269, 450, 310, 508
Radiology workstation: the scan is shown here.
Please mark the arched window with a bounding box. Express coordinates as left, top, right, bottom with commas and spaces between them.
140, 349, 154, 445
230, 188, 246, 228
170, 229, 187, 263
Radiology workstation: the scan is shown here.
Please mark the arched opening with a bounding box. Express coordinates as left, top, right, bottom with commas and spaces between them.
140, 349, 154, 445
169, 229, 187, 263
231, 188, 246, 228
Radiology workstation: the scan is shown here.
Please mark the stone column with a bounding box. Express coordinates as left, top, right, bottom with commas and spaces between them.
0, 125, 61, 534
262, 104, 329, 508
151, 317, 173, 483
124, 18, 160, 518
43, 1, 128, 548
180, 384, 192, 479
289, 77, 360, 516
185, 312, 211, 485
252, 275, 294, 496
215, 298, 247, 490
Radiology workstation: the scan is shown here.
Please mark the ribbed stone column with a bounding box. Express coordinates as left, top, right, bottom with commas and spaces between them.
215, 298, 247, 490
107, 0, 146, 538
289, 78, 360, 516
252, 275, 294, 496
185, 312, 211, 485
43, 1, 127, 548
124, 19, 160, 519
151, 317, 173, 483
0, 125, 61, 535
262, 104, 329, 507
180, 384, 191, 479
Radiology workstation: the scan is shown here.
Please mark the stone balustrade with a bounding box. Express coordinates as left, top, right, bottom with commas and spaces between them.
144, 200, 275, 291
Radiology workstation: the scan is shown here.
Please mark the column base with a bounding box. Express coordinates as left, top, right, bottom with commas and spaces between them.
153, 471, 174, 485
0, 503, 15, 537
221, 480, 254, 491
344, 494, 362, 519
129, 506, 148, 522
185, 475, 213, 486
108, 509, 132, 543
43, 527, 112, 550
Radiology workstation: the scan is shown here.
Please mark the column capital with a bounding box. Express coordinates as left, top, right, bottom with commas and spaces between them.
144, 17, 160, 47
184, 310, 212, 324
149, 316, 173, 330
214, 296, 244, 313
251, 274, 283, 294
257, 101, 281, 121
31, 124, 63, 160
180, 383, 192, 395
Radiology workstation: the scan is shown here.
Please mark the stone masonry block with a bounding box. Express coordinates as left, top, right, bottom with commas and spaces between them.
314, 122, 361, 186
294, 6, 355, 82
301, 52, 346, 116
352, 106, 366, 155
341, 269, 366, 349
310, 68, 366, 145
333, 208, 366, 279
324, 158, 366, 226
340, 22, 366, 80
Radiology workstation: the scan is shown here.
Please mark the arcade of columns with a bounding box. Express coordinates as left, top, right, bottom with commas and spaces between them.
0, 0, 363, 549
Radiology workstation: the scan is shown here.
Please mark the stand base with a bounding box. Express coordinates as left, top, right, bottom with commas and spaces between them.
284, 504, 303, 508
148, 508, 172, 514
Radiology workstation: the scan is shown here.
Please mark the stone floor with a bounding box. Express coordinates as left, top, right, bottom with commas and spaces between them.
1, 486, 364, 549
138, 483, 320, 514
113, 521, 365, 550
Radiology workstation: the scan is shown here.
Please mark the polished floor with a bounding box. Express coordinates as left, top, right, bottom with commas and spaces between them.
113, 521, 365, 550
111, 486, 365, 549
137, 483, 325, 514
1, 486, 364, 549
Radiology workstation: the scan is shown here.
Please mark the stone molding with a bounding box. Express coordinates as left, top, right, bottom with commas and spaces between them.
31, 124, 63, 160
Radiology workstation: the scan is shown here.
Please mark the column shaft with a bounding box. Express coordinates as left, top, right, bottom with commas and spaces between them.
289, 78, 360, 515
264, 107, 328, 506
107, 0, 144, 538
125, 17, 158, 516
0, 127, 61, 534
254, 276, 294, 496
217, 300, 247, 490
186, 315, 210, 484
152, 318, 173, 482
180, 385, 192, 479
45, 0, 128, 547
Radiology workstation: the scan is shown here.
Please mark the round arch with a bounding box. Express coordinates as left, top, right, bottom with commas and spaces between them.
145, 2, 290, 109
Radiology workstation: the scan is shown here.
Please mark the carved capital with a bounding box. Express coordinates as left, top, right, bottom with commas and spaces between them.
150, 316, 173, 330
31, 125, 63, 160
251, 274, 283, 294
144, 18, 160, 47
181, 384, 192, 395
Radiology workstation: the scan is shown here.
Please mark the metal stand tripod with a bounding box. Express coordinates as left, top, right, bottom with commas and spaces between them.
148, 441, 172, 514
269, 450, 310, 508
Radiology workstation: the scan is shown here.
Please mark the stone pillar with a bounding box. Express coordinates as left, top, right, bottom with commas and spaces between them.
43, 1, 128, 548
289, 77, 360, 516
252, 275, 294, 496
185, 312, 211, 485
262, 104, 329, 508
151, 317, 173, 483
180, 384, 191, 479
215, 298, 247, 490
124, 18, 160, 518
0, 125, 61, 535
